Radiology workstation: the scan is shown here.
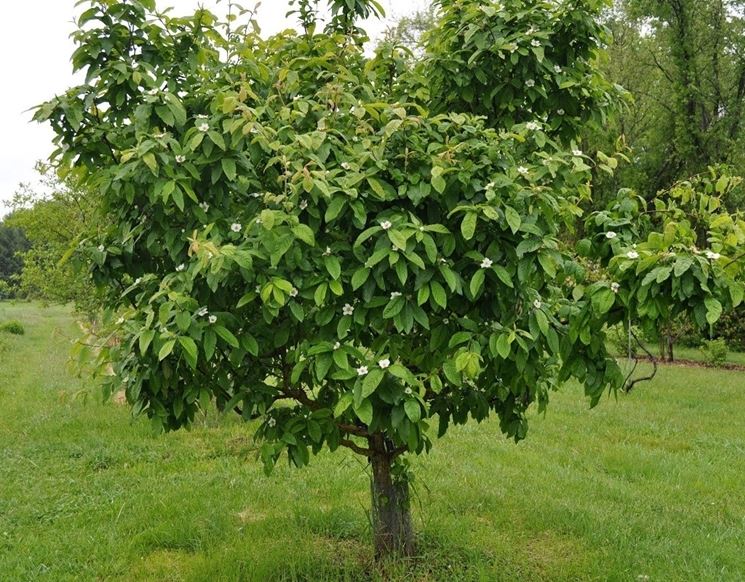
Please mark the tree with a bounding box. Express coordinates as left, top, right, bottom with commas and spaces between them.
6, 165, 99, 315
35, 0, 744, 559
0, 218, 30, 294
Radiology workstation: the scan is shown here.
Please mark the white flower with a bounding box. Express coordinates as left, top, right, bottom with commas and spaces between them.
357, 365, 369, 376
341, 162, 351, 170
380, 220, 392, 230
251, 192, 261, 198
231, 223, 242, 233
572, 149, 583, 157
390, 291, 402, 299
333, 342, 341, 350
267, 417, 276, 427
255, 285, 262, 293
611, 282, 620, 293
131, 61, 139, 70
404, 387, 413, 395
97, 245, 105, 252
627, 250, 639, 259
378, 358, 391, 369
153, 132, 165, 139
176, 263, 186, 272
195, 114, 209, 120
554, 65, 562, 73
147, 88, 158, 96
290, 287, 298, 297
299, 200, 308, 210
116, 317, 125, 325
533, 299, 542, 309
177, 91, 188, 98
517, 166, 529, 176
557, 109, 565, 116
175, 155, 186, 163
525, 121, 540, 131
197, 307, 209, 317
525, 79, 535, 88
486, 181, 496, 190
198, 123, 209, 132
705, 251, 721, 260
531, 39, 541, 47
208, 315, 217, 324
134, 277, 142, 285
605, 231, 617, 239
323, 246, 332, 256
342, 303, 354, 316
199, 202, 210, 212
480, 257, 493, 269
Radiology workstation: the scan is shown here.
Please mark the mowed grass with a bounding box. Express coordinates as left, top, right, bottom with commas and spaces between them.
1, 303, 744, 581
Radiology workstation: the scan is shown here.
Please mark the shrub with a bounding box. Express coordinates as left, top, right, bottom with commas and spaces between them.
700, 339, 728, 367
608, 324, 639, 358
0, 320, 25, 335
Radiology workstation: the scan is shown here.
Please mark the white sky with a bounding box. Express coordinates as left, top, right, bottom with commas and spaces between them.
0, 0, 427, 217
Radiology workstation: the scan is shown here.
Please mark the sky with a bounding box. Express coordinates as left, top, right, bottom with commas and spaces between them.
0, 0, 427, 217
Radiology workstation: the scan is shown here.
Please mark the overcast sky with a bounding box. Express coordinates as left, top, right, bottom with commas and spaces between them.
0, 0, 427, 217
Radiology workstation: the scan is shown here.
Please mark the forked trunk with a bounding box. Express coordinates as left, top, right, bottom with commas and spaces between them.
368, 436, 415, 559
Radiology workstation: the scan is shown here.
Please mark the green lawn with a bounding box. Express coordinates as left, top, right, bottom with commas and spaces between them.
1, 302, 744, 581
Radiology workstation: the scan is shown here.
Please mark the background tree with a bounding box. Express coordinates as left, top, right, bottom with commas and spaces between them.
35, 0, 744, 560
6, 165, 99, 317
0, 218, 30, 297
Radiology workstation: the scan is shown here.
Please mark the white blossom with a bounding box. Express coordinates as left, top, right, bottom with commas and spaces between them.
147, 88, 158, 96
531, 39, 541, 47
525, 121, 540, 131
480, 257, 493, 269
153, 132, 165, 139
705, 251, 721, 260
231, 223, 242, 233
378, 358, 391, 369
175, 155, 186, 163
517, 166, 529, 176
390, 291, 402, 299
176, 263, 186, 272
533, 299, 542, 309
255, 285, 262, 293
195, 114, 208, 120
290, 287, 299, 297
605, 231, 617, 239
116, 317, 125, 325
199, 202, 210, 212
267, 417, 276, 427
208, 315, 217, 324
380, 220, 392, 230
342, 303, 354, 316
557, 109, 565, 116
131, 62, 139, 70
341, 162, 351, 170
197, 307, 209, 317
486, 181, 496, 190
134, 277, 142, 285
323, 246, 332, 256
333, 341, 341, 350
554, 65, 562, 73
404, 387, 413, 396
525, 79, 535, 88
198, 123, 209, 132
299, 200, 308, 210
611, 282, 620, 293
627, 250, 639, 259
572, 149, 583, 157
97, 245, 105, 252
357, 365, 369, 376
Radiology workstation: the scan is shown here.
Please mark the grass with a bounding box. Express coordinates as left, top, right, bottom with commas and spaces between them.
1, 302, 744, 581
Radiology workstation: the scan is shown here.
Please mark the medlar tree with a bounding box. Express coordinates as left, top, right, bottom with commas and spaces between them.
36, 0, 744, 559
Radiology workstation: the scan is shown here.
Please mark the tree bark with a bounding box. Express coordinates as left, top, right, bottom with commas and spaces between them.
368, 435, 415, 559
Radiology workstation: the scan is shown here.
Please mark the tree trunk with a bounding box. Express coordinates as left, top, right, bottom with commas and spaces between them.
368, 435, 415, 559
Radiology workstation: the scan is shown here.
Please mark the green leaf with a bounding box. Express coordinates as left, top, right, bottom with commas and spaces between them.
208, 130, 226, 150
404, 399, 421, 422
178, 336, 198, 368
324, 255, 341, 280
470, 269, 485, 296
354, 398, 373, 425
334, 392, 353, 417
314, 283, 328, 306
461, 212, 477, 240
214, 325, 239, 348
430, 281, 447, 309
292, 224, 315, 246
504, 206, 521, 233
591, 288, 616, 315
432, 174, 446, 194
221, 158, 237, 181
361, 368, 385, 398
705, 297, 722, 324
139, 330, 155, 355
388, 229, 408, 250
158, 339, 175, 361
351, 268, 370, 290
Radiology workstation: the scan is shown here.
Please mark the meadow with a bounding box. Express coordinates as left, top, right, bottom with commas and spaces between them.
1, 302, 744, 581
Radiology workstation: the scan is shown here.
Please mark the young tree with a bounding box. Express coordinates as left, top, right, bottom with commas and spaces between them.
35, 0, 744, 559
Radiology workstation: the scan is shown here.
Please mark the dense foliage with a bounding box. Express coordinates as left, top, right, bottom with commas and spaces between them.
34, 0, 745, 557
